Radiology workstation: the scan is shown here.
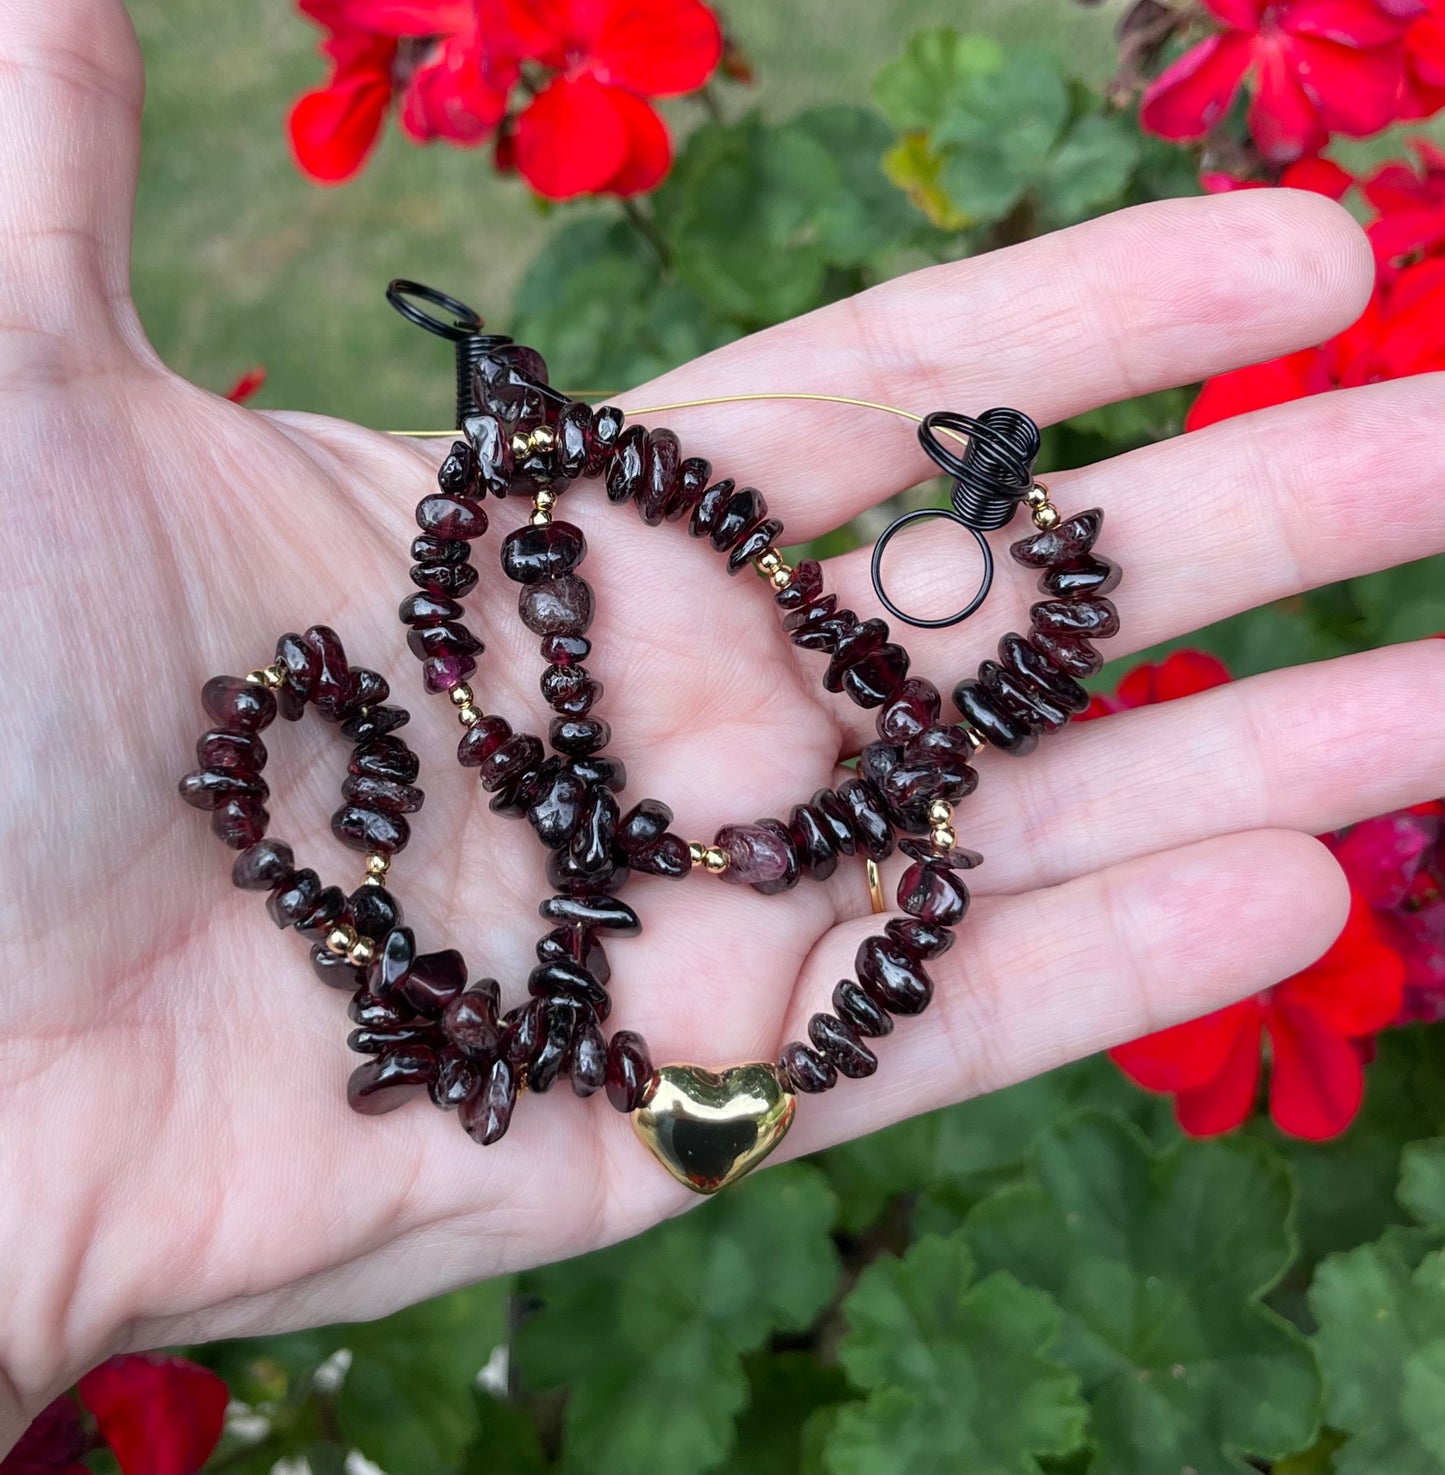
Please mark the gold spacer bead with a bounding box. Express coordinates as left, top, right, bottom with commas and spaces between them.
449, 683, 474, 707
365, 853, 390, 877
534, 487, 557, 510
510, 431, 530, 460
326, 923, 359, 956
770, 565, 794, 591
457, 704, 483, 727
703, 846, 729, 874
688, 841, 707, 867
931, 826, 957, 851
959, 723, 987, 753
928, 798, 953, 825
348, 936, 376, 967
1033, 503, 1061, 531
530, 509, 553, 527
245, 669, 269, 687
529, 425, 557, 453
755, 548, 783, 575
1024, 481, 1050, 510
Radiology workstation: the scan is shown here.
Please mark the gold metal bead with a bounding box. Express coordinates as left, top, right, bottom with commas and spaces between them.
1024, 481, 1051, 510
326, 923, 359, 956
703, 846, 729, 874
245, 669, 269, 687
688, 841, 707, 867
530, 509, 553, 527
529, 425, 557, 453
769, 565, 794, 591
449, 683, 474, 707
1033, 503, 1061, 531
365, 853, 390, 878
348, 936, 376, 967
960, 723, 987, 753
931, 825, 957, 851
534, 487, 557, 510
755, 548, 783, 575
510, 432, 530, 460
457, 704, 483, 727
928, 798, 953, 825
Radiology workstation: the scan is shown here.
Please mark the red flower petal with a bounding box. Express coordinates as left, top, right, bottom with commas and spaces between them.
1276, 890, 1406, 1035
597, 87, 674, 195
1281, 154, 1354, 196
1202, 0, 1265, 26
1294, 34, 1411, 137
1285, 0, 1419, 46
1140, 31, 1254, 140
513, 74, 630, 199
224, 368, 266, 404
586, 0, 724, 96
301, 0, 474, 32
1186, 347, 1319, 429
1265, 999, 1367, 1138
77, 1356, 228, 1475
288, 34, 396, 183
398, 31, 514, 144
1248, 36, 1330, 162
1331, 813, 1435, 908
0, 1395, 89, 1475
1174, 1015, 1264, 1135
1149, 649, 1233, 703
1110, 999, 1260, 1092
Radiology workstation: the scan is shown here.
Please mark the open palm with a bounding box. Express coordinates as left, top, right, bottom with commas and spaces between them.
5, 0, 1445, 1440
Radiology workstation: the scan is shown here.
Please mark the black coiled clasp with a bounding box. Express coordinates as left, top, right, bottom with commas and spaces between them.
386, 279, 515, 428
870, 406, 1042, 630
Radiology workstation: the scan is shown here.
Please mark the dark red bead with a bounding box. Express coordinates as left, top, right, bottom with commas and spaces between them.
527, 764, 589, 848
210, 797, 268, 849
785, 596, 841, 643
528, 999, 578, 1093
462, 410, 514, 495
637, 428, 681, 525
810, 788, 857, 856
430, 1046, 483, 1110
570, 1013, 608, 1096
711, 486, 768, 551
1030, 628, 1103, 678
196, 729, 266, 772
842, 642, 910, 708
1030, 597, 1120, 639
410, 560, 479, 599
540, 633, 590, 665
547, 844, 623, 895
809, 1013, 877, 1078
179, 769, 268, 811
570, 788, 619, 874
775, 558, 823, 612
1039, 554, 1121, 600
669, 455, 712, 522
605, 423, 648, 503
689, 477, 734, 539
529, 959, 610, 1016
437, 439, 480, 497
549, 716, 609, 756
879, 754, 977, 830
898, 837, 983, 868
232, 839, 294, 891
980, 660, 1069, 735
369, 926, 415, 999
750, 818, 802, 895
953, 680, 1038, 757
350, 991, 414, 1029
897, 860, 970, 926
631, 834, 692, 878
406, 621, 483, 663
556, 401, 591, 477
275, 632, 319, 693
999, 632, 1089, 712
332, 805, 409, 855
201, 675, 276, 734
885, 916, 957, 962
267, 868, 321, 928
348, 884, 403, 939
312, 945, 367, 990
477, 733, 544, 794
295, 884, 347, 941
569, 753, 625, 792
789, 804, 839, 882
460, 1056, 517, 1143
832, 979, 894, 1038
342, 773, 424, 815
836, 779, 894, 861
1009, 508, 1103, 568
537, 925, 611, 986
398, 592, 464, 626
779, 1041, 836, 1093
540, 892, 641, 935
350, 736, 420, 784
856, 936, 933, 1015
411, 535, 469, 564
716, 823, 793, 885
605, 1029, 654, 1111
584, 405, 626, 477
340, 705, 411, 743
458, 715, 513, 767
348, 1023, 433, 1055
727, 517, 785, 574
401, 948, 468, 1016
824, 618, 887, 693
501, 521, 586, 584
348, 1048, 437, 1115
444, 987, 502, 1058
425, 653, 477, 694
415, 493, 487, 541
303, 626, 356, 718
519, 574, 594, 637
541, 663, 601, 715
275, 682, 307, 722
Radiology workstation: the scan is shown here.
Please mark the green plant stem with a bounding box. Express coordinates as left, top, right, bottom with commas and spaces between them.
619, 197, 671, 272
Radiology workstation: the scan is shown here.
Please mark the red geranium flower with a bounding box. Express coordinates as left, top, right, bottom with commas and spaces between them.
1140, 0, 1422, 164
1200, 154, 1354, 196
498, 0, 724, 198
1111, 887, 1406, 1138
1365, 137, 1445, 266
223, 367, 267, 405
1077, 648, 1232, 721
1401, 0, 1445, 115
2, 1356, 228, 1475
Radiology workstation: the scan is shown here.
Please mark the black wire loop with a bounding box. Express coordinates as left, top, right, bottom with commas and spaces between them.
386, 279, 514, 427
870, 406, 1042, 630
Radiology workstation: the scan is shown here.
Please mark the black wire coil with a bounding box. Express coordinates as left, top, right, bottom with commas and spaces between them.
386, 279, 513, 427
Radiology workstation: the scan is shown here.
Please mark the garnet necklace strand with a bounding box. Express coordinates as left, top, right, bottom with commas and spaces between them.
177, 282, 1122, 1194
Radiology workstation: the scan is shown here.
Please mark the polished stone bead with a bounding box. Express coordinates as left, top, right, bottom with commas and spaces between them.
311, 945, 367, 990
898, 837, 983, 868
348, 884, 403, 939
211, 798, 268, 849
350, 991, 414, 1028
540, 892, 641, 935
342, 773, 424, 815
424, 652, 476, 694
528, 998, 578, 1093
476, 733, 544, 793
775, 558, 824, 612
462, 410, 514, 495
444, 988, 501, 1058
637, 428, 681, 525
779, 1041, 837, 1093
1039, 554, 1121, 600
556, 401, 592, 477
669, 455, 712, 522
550, 716, 609, 756
1029, 627, 1103, 679
411, 535, 470, 564
885, 916, 957, 961
824, 618, 886, 693
295, 884, 347, 942
348, 1023, 433, 1055
897, 860, 970, 926
431, 1046, 483, 1110
570, 1013, 608, 1096
527, 764, 589, 848
832, 979, 894, 1038
541, 633, 590, 666
275, 682, 307, 723
415, 493, 487, 541
876, 678, 941, 743
879, 752, 978, 826
689, 477, 734, 539
789, 804, 839, 881
716, 822, 793, 885
631, 834, 692, 878
856, 935, 933, 1015
410, 559, 479, 599
232, 839, 294, 891
406, 621, 483, 664
547, 844, 623, 895
953, 679, 1038, 757
836, 778, 894, 861
785, 597, 842, 644
460, 1056, 517, 1144
980, 659, 1069, 734
584, 405, 626, 477
179, 769, 268, 811
332, 805, 410, 855
541, 663, 601, 716
1030, 596, 1120, 639
476, 341, 549, 415
304, 626, 356, 718
347, 1048, 437, 1114
536, 925, 610, 986
340, 705, 411, 743
401, 948, 467, 1016
999, 632, 1089, 712
809, 787, 857, 856
727, 517, 785, 574
843, 642, 911, 708
750, 818, 802, 895
457, 715, 513, 768
369, 925, 415, 999
437, 438, 480, 496
605, 423, 648, 503
711, 486, 768, 552
275, 631, 318, 693
201, 676, 276, 734
1009, 507, 1104, 568
501, 520, 586, 584
569, 753, 625, 792
529, 960, 610, 1016
196, 729, 266, 773
267, 868, 321, 928
520, 574, 594, 637
809, 1013, 877, 1078
570, 787, 619, 873
398, 591, 463, 626
605, 1029, 654, 1111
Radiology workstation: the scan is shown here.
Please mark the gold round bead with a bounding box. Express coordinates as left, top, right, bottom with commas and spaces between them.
534, 487, 557, 510
365, 853, 390, 877
1033, 503, 1061, 531
770, 565, 794, 591
530, 425, 557, 452
755, 548, 783, 575
326, 923, 359, 956
931, 826, 957, 851
245, 669, 269, 687
448, 683, 474, 707
960, 723, 987, 752
703, 846, 729, 874
510, 432, 530, 460
530, 509, 552, 527
1024, 481, 1051, 510
348, 936, 376, 967
457, 704, 483, 727
927, 798, 953, 825
688, 841, 707, 866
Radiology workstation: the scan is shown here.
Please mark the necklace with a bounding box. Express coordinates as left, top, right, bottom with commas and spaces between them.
178, 282, 1121, 1194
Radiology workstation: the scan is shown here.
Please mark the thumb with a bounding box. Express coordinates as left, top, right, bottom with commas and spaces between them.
0, 0, 147, 368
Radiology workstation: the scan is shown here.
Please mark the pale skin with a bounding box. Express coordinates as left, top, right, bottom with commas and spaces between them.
5, 0, 1445, 1455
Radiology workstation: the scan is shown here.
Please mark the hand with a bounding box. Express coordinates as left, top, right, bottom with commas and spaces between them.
5, 0, 1443, 1448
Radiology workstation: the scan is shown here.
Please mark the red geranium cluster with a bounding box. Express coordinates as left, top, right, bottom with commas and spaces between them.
289, 0, 724, 198
1089, 651, 1444, 1139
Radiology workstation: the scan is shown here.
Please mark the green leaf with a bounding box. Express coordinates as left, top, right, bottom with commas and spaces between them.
787, 106, 909, 267
516, 1164, 841, 1474
332, 1279, 512, 1474
934, 55, 1070, 226
1036, 114, 1141, 229
871, 29, 1004, 133
730, 1352, 851, 1475
966, 1114, 1321, 1474
458, 1391, 553, 1474
1403, 1139, 1445, 1227
1311, 1242, 1445, 1473
824, 1235, 1087, 1474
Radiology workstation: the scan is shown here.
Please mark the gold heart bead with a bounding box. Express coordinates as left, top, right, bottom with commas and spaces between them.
632, 1061, 796, 1195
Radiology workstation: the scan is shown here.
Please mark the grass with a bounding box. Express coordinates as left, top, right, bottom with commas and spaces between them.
127, 0, 1128, 429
